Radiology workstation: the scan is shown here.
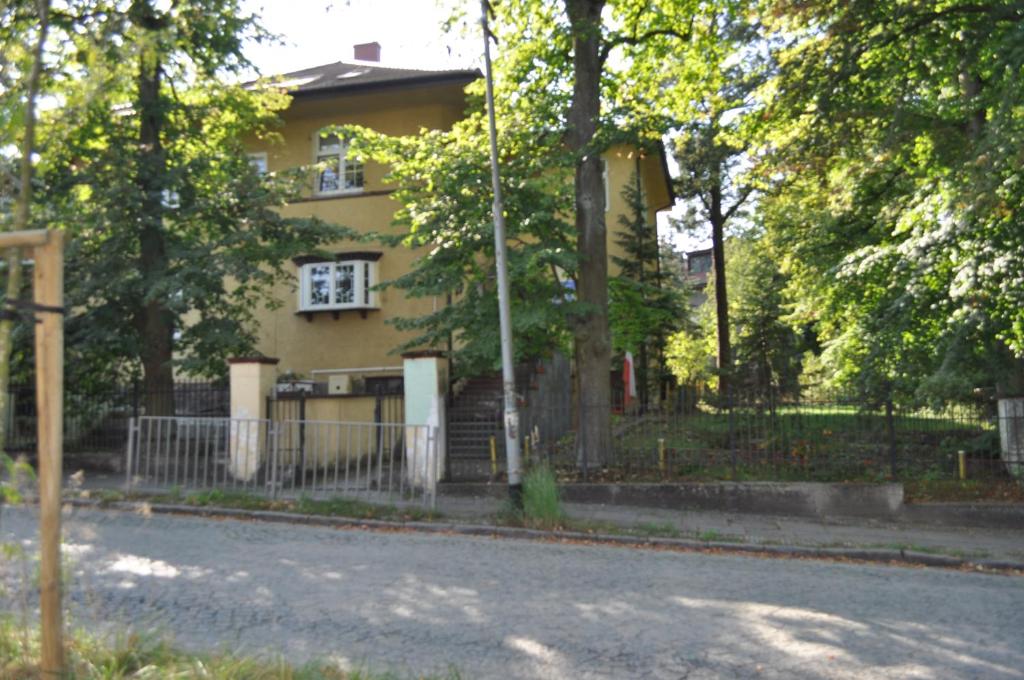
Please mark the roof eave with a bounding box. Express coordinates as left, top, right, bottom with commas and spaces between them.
288, 71, 481, 100
653, 140, 676, 212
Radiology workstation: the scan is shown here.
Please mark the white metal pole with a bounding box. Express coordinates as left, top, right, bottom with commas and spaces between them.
480, 0, 523, 505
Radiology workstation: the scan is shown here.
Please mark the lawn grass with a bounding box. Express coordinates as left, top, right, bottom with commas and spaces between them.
553, 403, 1009, 485
0, 617, 458, 679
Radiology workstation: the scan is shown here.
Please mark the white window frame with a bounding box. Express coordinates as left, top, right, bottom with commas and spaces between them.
298, 259, 378, 312
313, 130, 364, 196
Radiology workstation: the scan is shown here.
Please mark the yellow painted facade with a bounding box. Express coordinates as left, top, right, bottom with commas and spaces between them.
244, 74, 672, 381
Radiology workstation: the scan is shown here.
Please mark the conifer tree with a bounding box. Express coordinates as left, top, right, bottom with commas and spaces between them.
610, 170, 686, 407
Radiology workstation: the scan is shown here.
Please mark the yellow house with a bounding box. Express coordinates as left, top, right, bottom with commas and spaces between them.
244, 44, 674, 395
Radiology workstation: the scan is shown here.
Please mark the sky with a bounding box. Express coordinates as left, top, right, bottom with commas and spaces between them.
242, 0, 477, 75
241, 0, 703, 251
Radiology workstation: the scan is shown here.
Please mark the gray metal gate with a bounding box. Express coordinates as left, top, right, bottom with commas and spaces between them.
125, 416, 440, 507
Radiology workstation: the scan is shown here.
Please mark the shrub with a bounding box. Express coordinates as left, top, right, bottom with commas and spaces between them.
521, 465, 565, 530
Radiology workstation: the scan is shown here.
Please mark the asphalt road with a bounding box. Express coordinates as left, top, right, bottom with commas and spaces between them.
1, 505, 1022, 679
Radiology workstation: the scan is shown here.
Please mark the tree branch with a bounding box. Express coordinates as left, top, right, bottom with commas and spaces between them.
600, 25, 691, 65
723, 184, 754, 223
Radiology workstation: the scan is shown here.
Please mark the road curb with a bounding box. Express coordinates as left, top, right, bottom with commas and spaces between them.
64, 498, 1024, 573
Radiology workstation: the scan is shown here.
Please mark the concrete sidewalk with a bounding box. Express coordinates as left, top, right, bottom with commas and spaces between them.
437, 494, 1024, 563
65, 472, 1023, 564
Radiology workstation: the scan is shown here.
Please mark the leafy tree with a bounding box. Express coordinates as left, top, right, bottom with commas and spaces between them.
473, 0, 693, 467
0, 0, 50, 453
385, 0, 696, 464
665, 235, 802, 403
342, 113, 578, 378
757, 0, 1024, 403
665, 307, 715, 387
29, 0, 347, 411
610, 171, 687, 407
729, 237, 802, 402
670, 0, 764, 398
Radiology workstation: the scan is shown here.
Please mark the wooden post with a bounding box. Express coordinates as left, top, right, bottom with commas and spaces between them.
658, 437, 666, 479
958, 450, 967, 481
33, 230, 64, 676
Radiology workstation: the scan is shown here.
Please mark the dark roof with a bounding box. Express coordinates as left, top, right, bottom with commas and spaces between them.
257, 61, 480, 98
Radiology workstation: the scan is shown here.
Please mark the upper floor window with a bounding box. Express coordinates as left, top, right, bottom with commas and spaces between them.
315, 131, 364, 195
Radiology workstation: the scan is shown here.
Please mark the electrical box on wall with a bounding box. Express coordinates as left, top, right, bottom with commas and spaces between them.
328, 374, 352, 395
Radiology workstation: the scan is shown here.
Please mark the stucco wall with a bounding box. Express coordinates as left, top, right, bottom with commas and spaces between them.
245, 84, 468, 376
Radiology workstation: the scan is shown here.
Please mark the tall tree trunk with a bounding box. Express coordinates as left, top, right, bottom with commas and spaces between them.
0, 0, 51, 455
710, 185, 731, 400
566, 0, 611, 469
132, 0, 175, 416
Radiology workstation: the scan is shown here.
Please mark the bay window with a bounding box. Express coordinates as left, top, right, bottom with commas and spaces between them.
296, 254, 379, 314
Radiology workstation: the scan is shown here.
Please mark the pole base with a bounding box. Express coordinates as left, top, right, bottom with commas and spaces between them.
508, 482, 524, 510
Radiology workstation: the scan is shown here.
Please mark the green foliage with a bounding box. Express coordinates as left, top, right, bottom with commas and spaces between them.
6, 1, 350, 389
665, 322, 715, 387
0, 453, 34, 505
757, 0, 1024, 402
730, 238, 803, 397
342, 110, 579, 377
497, 464, 566, 529
521, 465, 565, 529
610, 172, 688, 401
665, 237, 802, 396
382, 0, 701, 379
669, 0, 763, 236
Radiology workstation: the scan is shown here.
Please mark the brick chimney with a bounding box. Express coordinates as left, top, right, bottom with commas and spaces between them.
353, 42, 381, 62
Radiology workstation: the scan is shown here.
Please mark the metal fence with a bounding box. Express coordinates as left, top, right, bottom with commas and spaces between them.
124, 415, 441, 506
5, 380, 228, 455
520, 387, 1024, 483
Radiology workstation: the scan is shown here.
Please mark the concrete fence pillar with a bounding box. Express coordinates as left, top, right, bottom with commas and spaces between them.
228, 357, 279, 481
402, 351, 447, 492
998, 397, 1024, 479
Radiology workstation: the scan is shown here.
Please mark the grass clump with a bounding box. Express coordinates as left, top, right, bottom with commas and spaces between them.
523, 465, 564, 528
498, 465, 566, 530
0, 618, 460, 679
1, 619, 330, 679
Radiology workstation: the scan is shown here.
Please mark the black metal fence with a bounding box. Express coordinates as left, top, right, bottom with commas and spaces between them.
522, 386, 1024, 483
4, 380, 228, 456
